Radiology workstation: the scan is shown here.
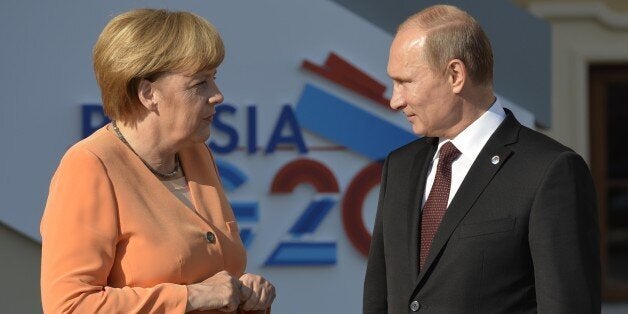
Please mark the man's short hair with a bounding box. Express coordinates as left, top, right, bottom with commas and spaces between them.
399, 5, 493, 87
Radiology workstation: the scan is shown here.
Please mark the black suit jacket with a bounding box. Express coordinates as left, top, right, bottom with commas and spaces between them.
363, 112, 600, 313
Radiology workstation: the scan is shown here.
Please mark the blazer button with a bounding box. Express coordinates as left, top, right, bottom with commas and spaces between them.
206, 231, 216, 243
410, 300, 420, 312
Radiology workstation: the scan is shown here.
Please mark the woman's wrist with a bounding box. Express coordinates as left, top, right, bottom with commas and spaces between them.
185, 284, 200, 312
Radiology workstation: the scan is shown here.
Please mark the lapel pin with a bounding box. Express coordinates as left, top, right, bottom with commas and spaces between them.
491, 155, 500, 165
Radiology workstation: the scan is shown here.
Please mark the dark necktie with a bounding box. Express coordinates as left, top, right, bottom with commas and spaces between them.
420, 141, 461, 269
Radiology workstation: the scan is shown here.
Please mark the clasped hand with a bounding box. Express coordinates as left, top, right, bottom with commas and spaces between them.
186, 270, 275, 312
237, 273, 275, 311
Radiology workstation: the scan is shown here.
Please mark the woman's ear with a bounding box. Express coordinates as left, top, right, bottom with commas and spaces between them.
137, 79, 157, 111
447, 59, 466, 94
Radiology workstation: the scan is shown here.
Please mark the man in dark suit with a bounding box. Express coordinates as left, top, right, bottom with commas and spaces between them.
363, 4, 600, 313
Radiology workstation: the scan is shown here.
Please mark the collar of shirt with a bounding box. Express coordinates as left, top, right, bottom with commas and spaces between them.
434, 97, 507, 163
423, 97, 507, 208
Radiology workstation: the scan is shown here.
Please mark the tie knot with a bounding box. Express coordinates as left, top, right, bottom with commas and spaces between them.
439, 142, 461, 164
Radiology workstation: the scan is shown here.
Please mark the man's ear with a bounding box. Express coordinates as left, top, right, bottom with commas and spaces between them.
137, 79, 157, 111
447, 59, 466, 94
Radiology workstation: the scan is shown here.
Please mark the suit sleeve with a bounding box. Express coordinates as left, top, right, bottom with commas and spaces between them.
40, 147, 188, 313
529, 151, 601, 313
363, 157, 389, 314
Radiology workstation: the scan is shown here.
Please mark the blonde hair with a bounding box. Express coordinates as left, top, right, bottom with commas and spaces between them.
93, 8, 225, 123
399, 5, 493, 87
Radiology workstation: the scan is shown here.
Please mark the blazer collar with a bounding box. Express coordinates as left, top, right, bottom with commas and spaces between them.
179, 144, 234, 226
412, 110, 521, 293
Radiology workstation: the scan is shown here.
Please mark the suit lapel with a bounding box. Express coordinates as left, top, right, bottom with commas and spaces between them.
179, 144, 232, 225
413, 112, 521, 288
407, 138, 438, 279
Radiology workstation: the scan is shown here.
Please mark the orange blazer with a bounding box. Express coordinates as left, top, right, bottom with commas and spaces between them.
41, 126, 261, 313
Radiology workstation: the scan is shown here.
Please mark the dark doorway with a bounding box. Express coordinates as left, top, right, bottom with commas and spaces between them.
590, 64, 628, 300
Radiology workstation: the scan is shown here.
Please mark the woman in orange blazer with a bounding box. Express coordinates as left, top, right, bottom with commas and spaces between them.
40, 8, 275, 313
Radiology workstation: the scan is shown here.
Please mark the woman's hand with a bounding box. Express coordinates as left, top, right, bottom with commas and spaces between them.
186, 270, 241, 312
238, 273, 276, 311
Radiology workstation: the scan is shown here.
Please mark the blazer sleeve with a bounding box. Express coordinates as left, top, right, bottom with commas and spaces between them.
40, 147, 188, 313
363, 158, 389, 314
529, 151, 601, 313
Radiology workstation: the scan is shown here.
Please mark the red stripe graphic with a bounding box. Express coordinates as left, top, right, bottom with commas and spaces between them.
301, 52, 392, 110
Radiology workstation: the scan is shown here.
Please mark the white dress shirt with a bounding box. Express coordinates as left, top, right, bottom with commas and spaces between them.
422, 98, 507, 208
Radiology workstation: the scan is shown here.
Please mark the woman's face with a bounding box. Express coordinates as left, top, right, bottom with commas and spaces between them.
151, 69, 223, 145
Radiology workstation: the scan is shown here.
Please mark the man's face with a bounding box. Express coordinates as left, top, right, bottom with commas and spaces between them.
387, 29, 459, 138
